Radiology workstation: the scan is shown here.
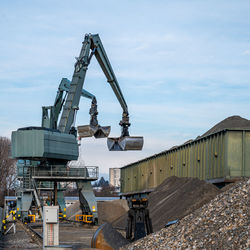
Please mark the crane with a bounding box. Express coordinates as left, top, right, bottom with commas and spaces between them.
42, 77, 110, 138
58, 33, 143, 151
11, 33, 143, 223
42, 78, 96, 129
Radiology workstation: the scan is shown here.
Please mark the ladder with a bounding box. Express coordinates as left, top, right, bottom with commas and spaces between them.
22, 167, 31, 189
79, 191, 91, 214
32, 179, 43, 219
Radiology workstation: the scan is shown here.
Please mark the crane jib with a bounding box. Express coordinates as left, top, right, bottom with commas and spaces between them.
58, 33, 143, 151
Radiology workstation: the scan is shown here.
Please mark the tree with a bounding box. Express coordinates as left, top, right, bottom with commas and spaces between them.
92, 176, 109, 187
98, 177, 109, 187
0, 137, 16, 207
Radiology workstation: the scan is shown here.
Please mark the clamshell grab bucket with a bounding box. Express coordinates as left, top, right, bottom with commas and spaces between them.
107, 136, 144, 151
78, 125, 111, 139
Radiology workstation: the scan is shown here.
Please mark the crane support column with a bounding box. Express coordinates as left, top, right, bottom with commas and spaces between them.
76, 181, 98, 224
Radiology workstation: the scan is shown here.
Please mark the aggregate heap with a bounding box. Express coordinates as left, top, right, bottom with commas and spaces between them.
124, 178, 249, 249
113, 176, 221, 231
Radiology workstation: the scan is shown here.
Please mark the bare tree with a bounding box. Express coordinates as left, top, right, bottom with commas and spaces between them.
0, 137, 16, 206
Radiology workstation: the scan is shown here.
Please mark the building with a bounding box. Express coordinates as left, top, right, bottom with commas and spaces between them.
120, 128, 250, 195
109, 168, 121, 189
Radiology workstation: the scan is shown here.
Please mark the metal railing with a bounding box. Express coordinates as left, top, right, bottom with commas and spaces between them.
17, 160, 99, 180
31, 166, 99, 179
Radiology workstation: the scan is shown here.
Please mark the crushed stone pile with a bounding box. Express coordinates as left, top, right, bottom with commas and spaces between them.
123, 179, 250, 249
148, 176, 221, 231
98, 199, 128, 225
201, 115, 250, 137
113, 176, 220, 231
93, 223, 129, 249
66, 200, 81, 220
66, 199, 128, 224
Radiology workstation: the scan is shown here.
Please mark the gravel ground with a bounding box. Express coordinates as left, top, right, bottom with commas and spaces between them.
123, 178, 249, 249
0, 221, 41, 249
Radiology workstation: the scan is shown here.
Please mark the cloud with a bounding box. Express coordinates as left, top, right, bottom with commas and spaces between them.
1, 0, 250, 174
243, 50, 250, 55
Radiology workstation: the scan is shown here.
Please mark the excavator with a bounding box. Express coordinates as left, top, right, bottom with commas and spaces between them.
11, 34, 143, 224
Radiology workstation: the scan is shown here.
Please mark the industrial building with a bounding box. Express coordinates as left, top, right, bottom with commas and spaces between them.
120, 123, 250, 195
109, 168, 121, 190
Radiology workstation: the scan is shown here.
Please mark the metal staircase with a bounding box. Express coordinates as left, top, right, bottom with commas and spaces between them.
79, 191, 91, 214
22, 166, 32, 190
31, 179, 43, 218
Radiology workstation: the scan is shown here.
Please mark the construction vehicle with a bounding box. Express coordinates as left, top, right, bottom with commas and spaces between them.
11, 33, 143, 223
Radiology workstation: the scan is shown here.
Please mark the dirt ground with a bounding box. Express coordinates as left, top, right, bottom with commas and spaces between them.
35, 222, 97, 248
0, 222, 98, 249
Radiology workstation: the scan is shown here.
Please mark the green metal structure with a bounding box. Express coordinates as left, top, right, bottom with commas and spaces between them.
11, 33, 143, 223
12, 128, 78, 160
120, 129, 250, 195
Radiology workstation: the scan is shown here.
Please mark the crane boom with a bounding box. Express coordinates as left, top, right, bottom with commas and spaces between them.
57, 33, 143, 150
91, 34, 128, 114
58, 34, 91, 133
58, 33, 129, 134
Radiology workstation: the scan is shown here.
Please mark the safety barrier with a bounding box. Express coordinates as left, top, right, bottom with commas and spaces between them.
28, 214, 36, 223
75, 214, 93, 223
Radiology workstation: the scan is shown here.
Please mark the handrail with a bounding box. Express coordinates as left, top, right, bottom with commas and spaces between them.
31, 166, 99, 179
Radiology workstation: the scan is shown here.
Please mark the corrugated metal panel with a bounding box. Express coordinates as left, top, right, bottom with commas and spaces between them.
120, 129, 250, 194
244, 132, 250, 176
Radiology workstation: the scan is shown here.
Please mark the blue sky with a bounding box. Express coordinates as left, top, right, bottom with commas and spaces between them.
1, 0, 250, 173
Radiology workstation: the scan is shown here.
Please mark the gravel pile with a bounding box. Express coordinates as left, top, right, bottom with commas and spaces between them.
97, 223, 129, 249
148, 176, 220, 231
123, 179, 250, 249
98, 199, 128, 225
113, 176, 220, 231
201, 115, 250, 137
67, 199, 128, 224
66, 200, 81, 220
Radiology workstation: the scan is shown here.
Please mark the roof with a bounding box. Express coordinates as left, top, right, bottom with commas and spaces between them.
121, 127, 250, 170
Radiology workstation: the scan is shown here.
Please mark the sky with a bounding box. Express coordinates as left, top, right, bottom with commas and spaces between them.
1, 0, 250, 174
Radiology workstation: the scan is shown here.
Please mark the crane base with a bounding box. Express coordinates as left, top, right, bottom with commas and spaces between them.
107, 136, 144, 151
78, 125, 111, 139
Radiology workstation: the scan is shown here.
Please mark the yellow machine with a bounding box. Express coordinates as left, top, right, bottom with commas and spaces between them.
75, 214, 93, 224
